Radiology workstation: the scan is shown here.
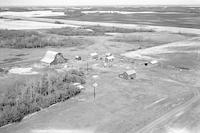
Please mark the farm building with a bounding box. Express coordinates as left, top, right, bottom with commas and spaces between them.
73, 82, 84, 90
144, 60, 158, 66
105, 53, 112, 57
75, 56, 82, 60
119, 70, 136, 80
90, 52, 98, 60
105, 55, 115, 62
41, 51, 67, 65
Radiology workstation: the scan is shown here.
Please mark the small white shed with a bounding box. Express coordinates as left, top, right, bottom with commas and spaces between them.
90, 52, 98, 59
105, 53, 112, 57
105, 55, 115, 62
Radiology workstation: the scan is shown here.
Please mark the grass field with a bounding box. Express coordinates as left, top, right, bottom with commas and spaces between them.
109, 32, 193, 50
0, 18, 77, 30
1, 6, 200, 133
45, 25, 155, 37
46, 6, 200, 29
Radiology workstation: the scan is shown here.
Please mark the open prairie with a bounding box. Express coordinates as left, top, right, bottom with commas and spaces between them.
47, 6, 200, 29
0, 6, 200, 133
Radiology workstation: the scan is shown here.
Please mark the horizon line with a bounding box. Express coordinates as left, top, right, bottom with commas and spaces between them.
1, 4, 200, 7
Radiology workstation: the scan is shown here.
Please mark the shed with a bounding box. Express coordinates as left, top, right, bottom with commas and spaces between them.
41, 51, 67, 65
75, 56, 82, 60
73, 82, 81, 86
105, 53, 112, 57
90, 52, 98, 60
150, 60, 158, 64
105, 55, 115, 62
73, 82, 84, 90
77, 85, 85, 90
119, 70, 136, 80
144, 60, 158, 66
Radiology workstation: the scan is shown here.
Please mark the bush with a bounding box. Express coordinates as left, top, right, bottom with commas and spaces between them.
55, 21, 64, 24
0, 70, 85, 127
46, 26, 154, 37
69, 69, 85, 77
83, 25, 155, 34
47, 27, 97, 36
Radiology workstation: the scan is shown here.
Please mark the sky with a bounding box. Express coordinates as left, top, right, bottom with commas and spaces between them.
0, 0, 200, 6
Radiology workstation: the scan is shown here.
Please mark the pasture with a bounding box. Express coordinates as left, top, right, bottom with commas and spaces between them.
1, 6, 200, 133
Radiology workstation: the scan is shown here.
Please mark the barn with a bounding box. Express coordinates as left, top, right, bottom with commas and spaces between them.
41, 51, 67, 65
119, 70, 136, 80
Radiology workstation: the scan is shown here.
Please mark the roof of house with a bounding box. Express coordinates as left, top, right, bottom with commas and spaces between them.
125, 70, 136, 75
41, 51, 60, 64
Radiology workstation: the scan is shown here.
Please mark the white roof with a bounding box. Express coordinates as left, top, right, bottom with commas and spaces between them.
106, 55, 115, 60
126, 70, 136, 75
77, 85, 84, 90
90, 53, 98, 56
85, 29, 93, 32
105, 53, 112, 56
41, 51, 59, 64
150, 60, 158, 64
73, 82, 81, 86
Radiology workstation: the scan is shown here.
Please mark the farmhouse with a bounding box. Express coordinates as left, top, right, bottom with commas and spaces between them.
41, 51, 67, 65
119, 70, 136, 80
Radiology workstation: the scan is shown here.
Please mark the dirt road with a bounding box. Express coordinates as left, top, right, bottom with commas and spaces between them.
122, 37, 200, 60
123, 38, 200, 133
134, 86, 200, 133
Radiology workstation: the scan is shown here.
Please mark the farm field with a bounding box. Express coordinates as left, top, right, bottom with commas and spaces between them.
0, 18, 78, 30
1, 6, 200, 133
47, 6, 200, 29
0, 10, 65, 17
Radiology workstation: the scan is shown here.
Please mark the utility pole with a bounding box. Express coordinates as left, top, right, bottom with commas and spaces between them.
94, 86, 96, 99
92, 82, 98, 101
87, 62, 88, 72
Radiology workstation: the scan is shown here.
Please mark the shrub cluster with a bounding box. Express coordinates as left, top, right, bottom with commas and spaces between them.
0, 30, 92, 48
47, 27, 98, 36
46, 26, 154, 37
0, 70, 85, 127
82, 25, 155, 33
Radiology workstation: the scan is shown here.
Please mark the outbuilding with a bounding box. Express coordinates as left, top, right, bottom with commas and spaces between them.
105, 53, 112, 57
73, 82, 84, 90
90, 52, 98, 60
41, 51, 67, 65
105, 55, 115, 62
119, 70, 136, 80
75, 56, 82, 61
